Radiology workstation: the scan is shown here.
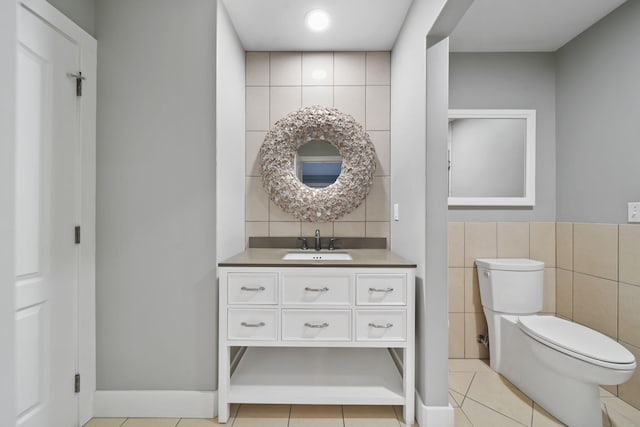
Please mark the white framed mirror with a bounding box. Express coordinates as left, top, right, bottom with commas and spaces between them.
448, 109, 536, 206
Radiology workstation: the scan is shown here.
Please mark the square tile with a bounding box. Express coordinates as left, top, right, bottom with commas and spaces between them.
530, 222, 556, 267
464, 312, 488, 359
542, 268, 556, 314
464, 222, 497, 267
449, 268, 465, 312
246, 86, 270, 131
365, 177, 390, 222
620, 225, 640, 287
343, 405, 399, 427
366, 52, 391, 85
555, 268, 573, 319
365, 222, 390, 240
122, 419, 179, 427
289, 405, 342, 427
573, 272, 618, 339
84, 419, 127, 427
496, 222, 529, 258
233, 404, 290, 427
302, 86, 333, 108
368, 131, 390, 176
246, 221, 269, 243
269, 221, 301, 237
270, 200, 298, 221
246, 52, 269, 86
270, 86, 301, 127
365, 86, 390, 131
270, 52, 301, 86
302, 52, 333, 86
573, 223, 618, 281
449, 313, 465, 359
460, 397, 525, 426
449, 371, 474, 396
246, 177, 269, 221
334, 52, 365, 85
334, 86, 365, 125
302, 222, 333, 239
246, 131, 266, 176
556, 222, 573, 270
619, 283, 640, 348
465, 372, 533, 426
333, 221, 366, 237
336, 202, 365, 222
464, 268, 482, 313
448, 222, 465, 267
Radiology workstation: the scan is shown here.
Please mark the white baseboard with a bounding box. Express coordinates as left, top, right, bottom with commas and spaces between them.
94, 390, 216, 419
415, 392, 454, 427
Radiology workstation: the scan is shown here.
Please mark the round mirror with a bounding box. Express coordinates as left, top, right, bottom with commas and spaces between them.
260, 106, 376, 222
295, 140, 342, 188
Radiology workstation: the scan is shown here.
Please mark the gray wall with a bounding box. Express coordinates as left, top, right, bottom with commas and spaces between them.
47, 0, 95, 36
556, 0, 640, 224
449, 53, 556, 222
95, 0, 217, 390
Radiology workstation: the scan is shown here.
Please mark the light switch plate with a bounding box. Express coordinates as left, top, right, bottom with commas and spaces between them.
628, 202, 640, 223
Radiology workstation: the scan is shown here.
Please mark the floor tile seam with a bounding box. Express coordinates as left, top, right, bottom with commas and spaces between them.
461, 394, 530, 427
460, 371, 476, 407
601, 401, 612, 427
287, 404, 292, 427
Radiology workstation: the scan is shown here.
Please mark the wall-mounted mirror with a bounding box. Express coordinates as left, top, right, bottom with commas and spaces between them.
448, 109, 536, 206
295, 140, 342, 188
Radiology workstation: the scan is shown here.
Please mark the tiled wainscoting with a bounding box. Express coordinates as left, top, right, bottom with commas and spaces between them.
245, 51, 391, 243
448, 221, 640, 411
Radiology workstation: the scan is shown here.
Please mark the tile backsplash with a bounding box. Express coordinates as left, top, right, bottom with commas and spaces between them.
245, 52, 391, 244
449, 221, 640, 410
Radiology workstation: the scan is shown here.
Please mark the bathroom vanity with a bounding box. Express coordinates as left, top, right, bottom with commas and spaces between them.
217, 248, 416, 424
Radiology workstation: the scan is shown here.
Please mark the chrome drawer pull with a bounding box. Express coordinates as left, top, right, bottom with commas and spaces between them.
304, 286, 329, 292
304, 322, 329, 328
369, 287, 394, 293
240, 321, 265, 328
240, 286, 266, 291
368, 322, 394, 329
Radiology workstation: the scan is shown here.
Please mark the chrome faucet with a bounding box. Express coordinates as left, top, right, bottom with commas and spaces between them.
314, 229, 321, 251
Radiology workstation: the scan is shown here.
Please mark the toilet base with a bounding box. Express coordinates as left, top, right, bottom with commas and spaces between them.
490, 314, 606, 427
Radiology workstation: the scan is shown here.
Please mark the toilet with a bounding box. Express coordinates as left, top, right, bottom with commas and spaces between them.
475, 258, 636, 427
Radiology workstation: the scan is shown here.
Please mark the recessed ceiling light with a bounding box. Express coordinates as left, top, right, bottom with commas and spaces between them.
305, 9, 330, 32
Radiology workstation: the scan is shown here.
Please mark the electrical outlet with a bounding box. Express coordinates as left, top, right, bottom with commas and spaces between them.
628, 202, 640, 223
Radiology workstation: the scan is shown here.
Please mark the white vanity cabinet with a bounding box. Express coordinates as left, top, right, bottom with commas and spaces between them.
218, 262, 415, 424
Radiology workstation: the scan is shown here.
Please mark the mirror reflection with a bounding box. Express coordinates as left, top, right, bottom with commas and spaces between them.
295, 140, 342, 188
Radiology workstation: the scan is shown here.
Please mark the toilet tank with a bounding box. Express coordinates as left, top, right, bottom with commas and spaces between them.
475, 258, 544, 314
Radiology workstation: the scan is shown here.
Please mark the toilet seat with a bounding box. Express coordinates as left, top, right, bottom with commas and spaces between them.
518, 316, 636, 370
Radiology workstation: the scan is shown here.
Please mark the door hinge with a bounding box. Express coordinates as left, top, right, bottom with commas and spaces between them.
74, 374, 80, 393
67, 71, 85, 96
74, 226, 81, 244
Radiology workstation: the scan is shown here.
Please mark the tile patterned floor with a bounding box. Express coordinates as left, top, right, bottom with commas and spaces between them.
85, 359, 640, 427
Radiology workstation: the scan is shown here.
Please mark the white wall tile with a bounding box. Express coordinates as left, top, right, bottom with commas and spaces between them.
366, 51, 391, 85
245, 86, 270, 131
366, 85, 390, 130
334, 86, 365, 125
270, 221, 301, 236
270, 52, 301, 86
302, 52, 333, 86
334, 221, 366, 237
367, 131, 390, 176
270, 86, 301, 127
334, 52, 365, 85
246, 131, 266, 176
302, 86, 333, 108
246, 52, 269, 86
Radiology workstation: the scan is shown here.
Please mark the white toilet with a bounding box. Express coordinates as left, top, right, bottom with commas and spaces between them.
475, 258, 636, 427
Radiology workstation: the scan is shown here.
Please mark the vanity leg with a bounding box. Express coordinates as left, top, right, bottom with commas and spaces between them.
403, 340, 415, 423
218, 345, 230, 423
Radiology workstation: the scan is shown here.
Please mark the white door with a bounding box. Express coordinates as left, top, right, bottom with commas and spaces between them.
16, 4, 81, 427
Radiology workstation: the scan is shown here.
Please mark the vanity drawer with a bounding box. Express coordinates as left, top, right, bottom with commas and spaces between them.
281, 273, 352, 305
282, 310, 351, 341
356, 274, 406, 305
228, 273, 278, 305
228, 309, 278, 341
356, 310, 406, 341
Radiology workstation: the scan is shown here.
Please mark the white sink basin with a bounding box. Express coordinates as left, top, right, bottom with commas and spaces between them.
282, 251, 353, 261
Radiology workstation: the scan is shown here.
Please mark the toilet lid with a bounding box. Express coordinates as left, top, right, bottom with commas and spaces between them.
518, 316, 635, 366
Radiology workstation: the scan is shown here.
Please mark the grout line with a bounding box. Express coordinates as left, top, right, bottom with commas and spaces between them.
286, 404, 292, 427
341, 405, 346, 427
462, 394, 530, 426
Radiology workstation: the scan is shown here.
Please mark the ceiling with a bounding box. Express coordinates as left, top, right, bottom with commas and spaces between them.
222, 0, 627, 53
450, 0, 627, 52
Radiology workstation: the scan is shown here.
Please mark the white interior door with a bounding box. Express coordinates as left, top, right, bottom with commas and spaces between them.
16, 4, 81, 427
